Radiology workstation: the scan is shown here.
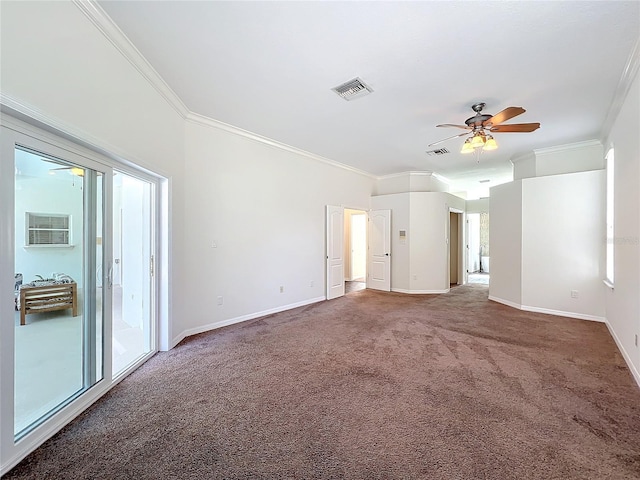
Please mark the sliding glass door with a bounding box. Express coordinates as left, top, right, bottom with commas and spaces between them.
13, 147, 104, 438
1, 116, 159, 469
112, 171, 154, 377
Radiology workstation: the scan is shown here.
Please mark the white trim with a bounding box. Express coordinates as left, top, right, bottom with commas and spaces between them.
72, 0, 189, 118
488, 295, 522, 309
521, 305, 606, 323
533, 139, 603, 156
605, 320, 640, 389
170, 296, 326, 349
489, 295, 606, 322
392, 288, 449, 294
601, 36, 640, 141
186, 112, 376, 179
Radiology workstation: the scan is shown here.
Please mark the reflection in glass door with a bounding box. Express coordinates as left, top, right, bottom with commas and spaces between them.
112, 171, 153, 377
13, 147, 103, 438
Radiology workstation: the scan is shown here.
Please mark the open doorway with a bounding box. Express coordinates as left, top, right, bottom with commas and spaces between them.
467, 212, 490, 285
449, 210, 464, 287
344, 209, 367, 293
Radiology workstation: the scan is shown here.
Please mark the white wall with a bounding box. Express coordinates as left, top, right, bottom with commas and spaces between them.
604, 67, 640, 380
374, 171, 449, 195
489, 181, 523, 307
181, 120, 375, 337
521, 170, 605, 319
466, 197, 490, 214
513, 141, 604, 180
0, 1, 186, 343
535, 141, 604, 177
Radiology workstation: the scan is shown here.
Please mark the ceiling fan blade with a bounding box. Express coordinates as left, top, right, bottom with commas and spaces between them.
484, 106, 526, 127
490, 123, 540, 133
427, 131, 470, 147
436, 123, 472, 130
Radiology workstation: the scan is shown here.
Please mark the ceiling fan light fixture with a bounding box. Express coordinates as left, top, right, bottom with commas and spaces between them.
470, 133, 485, 148
483, 135, 498, 151
70, 167, 84, 177
460, 139, 474, 154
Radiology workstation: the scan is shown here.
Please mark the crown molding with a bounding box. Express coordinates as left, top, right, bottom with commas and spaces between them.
186, 112, 376, 179
72, 0, 189, 119
533, 139, 602, 156
601, 36, 640, 141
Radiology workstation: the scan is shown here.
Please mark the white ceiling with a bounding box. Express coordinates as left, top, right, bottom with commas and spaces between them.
98, 1, 639, 194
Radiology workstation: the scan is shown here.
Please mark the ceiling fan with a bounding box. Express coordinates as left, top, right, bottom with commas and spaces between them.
428, 103, 540, 154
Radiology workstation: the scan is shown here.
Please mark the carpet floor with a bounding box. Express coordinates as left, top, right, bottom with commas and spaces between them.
4, 285, 640, 479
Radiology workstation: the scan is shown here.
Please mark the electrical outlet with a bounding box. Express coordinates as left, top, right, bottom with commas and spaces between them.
217, 296, 223, 306
413, 274, 417, 280
280, 286, 284, 293
310, 281, 314, 287
570, 290, 579, 298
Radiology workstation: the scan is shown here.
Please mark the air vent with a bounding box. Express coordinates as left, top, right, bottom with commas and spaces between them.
332, 77, 373, 101
479, 179, 491, 183
426, 148, 450, 156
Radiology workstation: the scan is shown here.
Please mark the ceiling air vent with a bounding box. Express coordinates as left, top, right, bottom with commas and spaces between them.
426, 148, 450, 156
332, 77, 373, 101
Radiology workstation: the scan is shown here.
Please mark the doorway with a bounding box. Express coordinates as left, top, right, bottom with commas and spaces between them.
448, 210, 464, 286
467, 212, 490, 284
344, 209, 367, 294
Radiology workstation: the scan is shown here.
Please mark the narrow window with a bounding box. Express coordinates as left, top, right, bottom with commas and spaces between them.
605, 148, 614, 285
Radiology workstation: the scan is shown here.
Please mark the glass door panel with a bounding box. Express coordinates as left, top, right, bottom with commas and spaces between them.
112, 171, 153, 377
13, 147, 103, 438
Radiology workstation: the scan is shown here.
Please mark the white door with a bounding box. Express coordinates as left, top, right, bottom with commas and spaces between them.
368, 209, 391, 291
326, 205, 345, 300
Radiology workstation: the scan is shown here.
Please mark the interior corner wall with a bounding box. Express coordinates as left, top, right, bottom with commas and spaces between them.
605, 68, 640, 379
535, 141, 604, 177
374, 174, 411, 196
182, 121, 375, 336
466, 197, 490, 214
489, 181, 523, 306
521, 170, 605, 319
0, 1, 187, 344
371, 191, 463, 293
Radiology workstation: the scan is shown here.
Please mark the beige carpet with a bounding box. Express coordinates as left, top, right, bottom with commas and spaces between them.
4, 285, 640, 479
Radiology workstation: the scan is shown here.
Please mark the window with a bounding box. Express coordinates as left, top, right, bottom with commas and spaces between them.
605, 148, 614, 285
25, 213, 72, 246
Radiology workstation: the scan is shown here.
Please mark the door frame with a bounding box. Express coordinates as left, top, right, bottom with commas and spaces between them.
0, 114, 164, 474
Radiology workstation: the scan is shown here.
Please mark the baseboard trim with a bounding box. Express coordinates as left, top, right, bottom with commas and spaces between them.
171, 296, 326, 348
392, 288, 449, 294
521, 305, 606, 323
604, 320, 640, 389
488, 296, 522, 309
487, 297, 605, 323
